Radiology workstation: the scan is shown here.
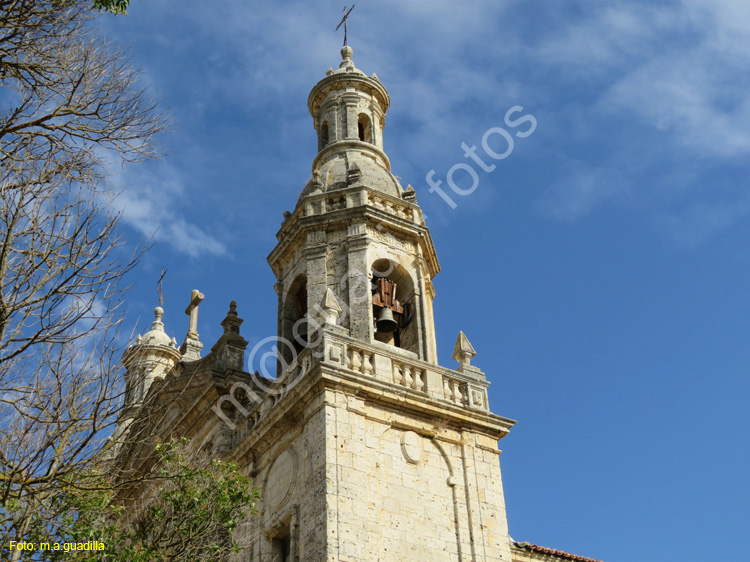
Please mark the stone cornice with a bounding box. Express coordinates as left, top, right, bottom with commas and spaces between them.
308, 74, 389, 117
311, 140, 391, 172
224, 329, 515, 469
268, 186, 440, 278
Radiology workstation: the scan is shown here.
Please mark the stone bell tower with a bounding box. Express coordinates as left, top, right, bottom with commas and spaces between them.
115, 43, 606, 562
229, 46, 517, 561
269, 45, 440, 367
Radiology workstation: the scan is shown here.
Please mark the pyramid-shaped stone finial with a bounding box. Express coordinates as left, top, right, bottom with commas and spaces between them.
321, 288, 342, 325
452, 331, 477, 370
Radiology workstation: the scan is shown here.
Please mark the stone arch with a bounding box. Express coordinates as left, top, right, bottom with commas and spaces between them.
371, 258, 417, 354
369, 427, 460, 559
319, 121, 329, 150
281, 274, 307, 368
358, 113, 372, 143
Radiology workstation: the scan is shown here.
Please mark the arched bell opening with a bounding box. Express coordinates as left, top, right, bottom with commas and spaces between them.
281, 274, 308, 370
358, 113, 372, 143
319, 121, 330, 151
371, 258, 417, 354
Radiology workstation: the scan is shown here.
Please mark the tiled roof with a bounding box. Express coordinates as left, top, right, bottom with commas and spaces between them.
513, 541, 604, 562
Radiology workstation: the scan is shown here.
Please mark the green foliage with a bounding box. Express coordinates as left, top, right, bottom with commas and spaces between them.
91, 0, 130, 15
3, 440, 258, 561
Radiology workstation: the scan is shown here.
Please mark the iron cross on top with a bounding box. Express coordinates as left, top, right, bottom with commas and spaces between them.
336, 5, 355, 46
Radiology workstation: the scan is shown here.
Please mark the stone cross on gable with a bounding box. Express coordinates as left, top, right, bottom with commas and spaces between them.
185, 289, 204, 336
180, 289, 205, 361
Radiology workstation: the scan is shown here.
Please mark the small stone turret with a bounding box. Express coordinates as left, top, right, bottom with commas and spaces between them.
122, 307, 181, 413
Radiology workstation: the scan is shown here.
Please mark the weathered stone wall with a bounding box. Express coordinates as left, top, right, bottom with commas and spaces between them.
234, 390, 330, 560
323, 388, 513, 562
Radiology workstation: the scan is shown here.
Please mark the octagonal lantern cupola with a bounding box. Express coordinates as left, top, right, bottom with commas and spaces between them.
304, 46, 401, 201
270, 45, 441, 368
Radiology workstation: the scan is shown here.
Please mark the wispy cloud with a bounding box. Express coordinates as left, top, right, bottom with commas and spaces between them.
521, 0, 750, 236
602, 41, 750, 158
94, 0, 750, 246
110, 163, 227, 259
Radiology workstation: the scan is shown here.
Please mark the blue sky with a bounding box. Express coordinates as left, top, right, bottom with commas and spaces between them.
96, 1, 749, 560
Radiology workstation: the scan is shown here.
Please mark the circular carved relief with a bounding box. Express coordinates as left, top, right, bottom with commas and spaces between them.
264, 447, 298, 511
400, 430, 423, 465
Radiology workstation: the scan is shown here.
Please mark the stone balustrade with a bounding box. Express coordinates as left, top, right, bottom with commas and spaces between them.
318, 330, 489, 412
366, 191, 416, 222
222, 330, 491, 444
296, 186, 420, 224
392, 359, 426, 392
347, 346, 374, 375
443, 376, 465, 406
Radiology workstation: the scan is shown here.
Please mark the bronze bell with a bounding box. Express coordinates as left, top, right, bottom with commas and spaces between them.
376, 307, 398, 333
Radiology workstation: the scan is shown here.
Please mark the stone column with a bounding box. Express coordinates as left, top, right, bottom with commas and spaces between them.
304, 230, 328, 331
342, 92, 360, 140
345, 223, 372, 342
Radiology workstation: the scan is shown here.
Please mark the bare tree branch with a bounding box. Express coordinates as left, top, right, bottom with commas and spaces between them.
0, 1, 167, 556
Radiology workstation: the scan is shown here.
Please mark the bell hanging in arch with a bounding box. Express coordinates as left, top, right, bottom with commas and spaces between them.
376, 307, 398, 333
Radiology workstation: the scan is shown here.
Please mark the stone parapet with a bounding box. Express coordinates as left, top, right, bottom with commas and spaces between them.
320, 329, 492, 411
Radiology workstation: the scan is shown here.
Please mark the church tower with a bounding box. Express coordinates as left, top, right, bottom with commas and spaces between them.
116, 42, 608, 562
269, 45, 440, 368
231, 46, 517, 561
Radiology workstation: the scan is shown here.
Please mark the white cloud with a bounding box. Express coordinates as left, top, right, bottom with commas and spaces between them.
530, 4, 671, 70
603, 48, 750, 158
111, 164, 227, 259
93, 0, 750, 244
525, 0, 750, 235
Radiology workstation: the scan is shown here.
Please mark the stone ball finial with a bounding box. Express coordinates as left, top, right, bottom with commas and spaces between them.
341, 45, 353, 61
136, 305, 171, 347
151, 306, 165, 331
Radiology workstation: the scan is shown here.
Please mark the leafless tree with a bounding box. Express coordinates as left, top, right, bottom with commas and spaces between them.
0, 0, 167, 556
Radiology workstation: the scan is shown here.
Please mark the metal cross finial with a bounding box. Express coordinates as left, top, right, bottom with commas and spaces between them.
336, 5, 355, 46
157, 267, 167, 307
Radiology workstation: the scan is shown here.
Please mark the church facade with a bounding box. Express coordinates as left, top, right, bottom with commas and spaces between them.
119, 46, 604, 562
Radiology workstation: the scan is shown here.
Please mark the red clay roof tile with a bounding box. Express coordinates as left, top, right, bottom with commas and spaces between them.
513, 541, 605, 562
